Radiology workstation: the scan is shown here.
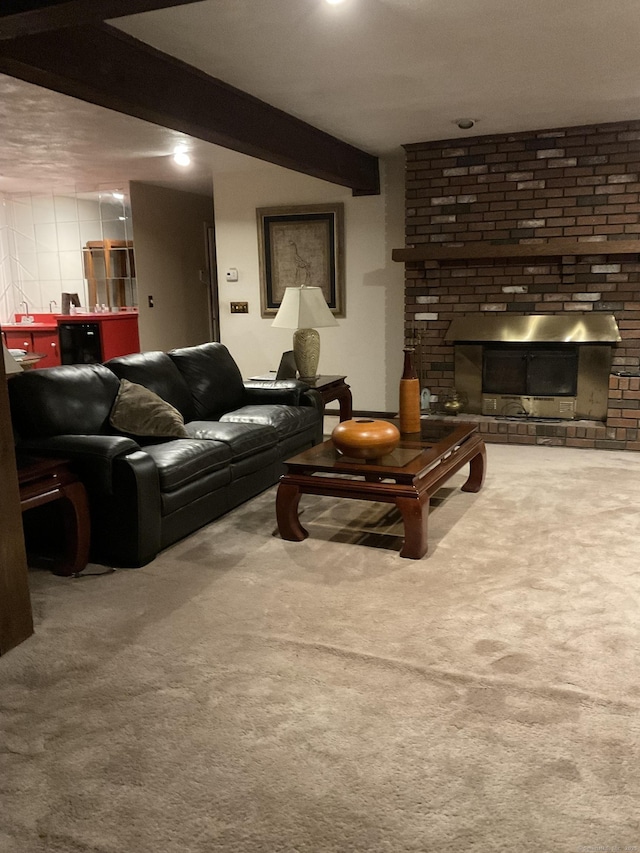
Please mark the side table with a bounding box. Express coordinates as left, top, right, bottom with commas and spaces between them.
17, 456, 90, 576
309, 375, 352, 422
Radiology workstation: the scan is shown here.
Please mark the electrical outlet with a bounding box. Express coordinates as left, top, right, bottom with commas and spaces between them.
230, 301, 248, 314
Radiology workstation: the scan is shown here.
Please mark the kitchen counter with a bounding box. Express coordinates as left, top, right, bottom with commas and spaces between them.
4, 310, 138, 330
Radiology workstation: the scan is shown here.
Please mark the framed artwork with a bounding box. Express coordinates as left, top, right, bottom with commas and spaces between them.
257, 203, 345, 318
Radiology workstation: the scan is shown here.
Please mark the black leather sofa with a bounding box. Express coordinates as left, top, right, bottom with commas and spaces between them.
9, 342, 323, 567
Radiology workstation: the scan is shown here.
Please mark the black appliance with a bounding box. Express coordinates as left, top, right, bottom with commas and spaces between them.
58, 323, 102, 365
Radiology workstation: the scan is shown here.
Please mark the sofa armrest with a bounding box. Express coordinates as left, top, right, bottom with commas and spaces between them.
300, 387, 324, 414
17, 435, 162, 567
17, 434, 141, 495
243, 379, 310, 406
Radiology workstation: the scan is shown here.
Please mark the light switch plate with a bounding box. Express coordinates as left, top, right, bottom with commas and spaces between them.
230, 302, 248, 314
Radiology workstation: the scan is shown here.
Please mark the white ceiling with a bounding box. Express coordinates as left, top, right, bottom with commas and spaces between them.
1, 0, 640, 194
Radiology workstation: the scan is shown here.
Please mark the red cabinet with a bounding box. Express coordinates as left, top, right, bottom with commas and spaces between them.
3, 312, 139, 369
4, 329, 35, 353
32, 330, 61, 367
3, 328, 61, 367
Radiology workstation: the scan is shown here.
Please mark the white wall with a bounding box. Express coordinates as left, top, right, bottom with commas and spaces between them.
130, 182, 214, 352
213, 156, 405, 412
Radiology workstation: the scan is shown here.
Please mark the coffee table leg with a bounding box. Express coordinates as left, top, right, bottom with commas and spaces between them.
461, 444, 486, 493
395, 495, 429, 559
276, 481, 308, 542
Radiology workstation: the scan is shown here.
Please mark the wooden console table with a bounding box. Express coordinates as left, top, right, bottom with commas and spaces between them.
17, 456, 90, 576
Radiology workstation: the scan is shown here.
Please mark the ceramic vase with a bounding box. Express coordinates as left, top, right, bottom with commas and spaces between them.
332, 418, 400, 459
399, 347, 421, 434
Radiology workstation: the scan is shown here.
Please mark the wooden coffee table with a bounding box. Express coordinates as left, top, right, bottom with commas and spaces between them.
276, 420, 486, 559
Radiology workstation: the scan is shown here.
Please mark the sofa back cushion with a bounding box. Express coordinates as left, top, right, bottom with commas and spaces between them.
105, 351, 196, 421
169, 342, 245, 419
8, 363, 120, 438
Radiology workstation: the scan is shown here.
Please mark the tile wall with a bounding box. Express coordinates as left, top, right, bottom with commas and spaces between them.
0, 188, 132, 323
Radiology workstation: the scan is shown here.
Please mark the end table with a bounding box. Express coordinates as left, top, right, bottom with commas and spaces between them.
17, 456, 90, 576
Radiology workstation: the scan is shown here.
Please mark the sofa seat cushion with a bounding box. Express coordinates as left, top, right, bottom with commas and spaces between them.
142, 439, 231, 491
160, 466, 231, 518
185, 420, 277, 460
220, 404, 320, 440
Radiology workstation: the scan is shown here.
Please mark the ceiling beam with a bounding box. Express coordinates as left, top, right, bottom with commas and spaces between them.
0, 1, 203, 40
0, 24, 380, 195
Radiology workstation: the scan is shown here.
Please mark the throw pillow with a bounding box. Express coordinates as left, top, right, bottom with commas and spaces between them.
110, 378, 189, 438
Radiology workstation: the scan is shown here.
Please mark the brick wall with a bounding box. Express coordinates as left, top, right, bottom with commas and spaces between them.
403, 120, 640, 451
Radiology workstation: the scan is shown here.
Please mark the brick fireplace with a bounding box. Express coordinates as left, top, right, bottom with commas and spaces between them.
396, 119, 640, 451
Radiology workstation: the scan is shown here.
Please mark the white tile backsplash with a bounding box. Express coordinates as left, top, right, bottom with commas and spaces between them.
31, 194, 56, 224
15, 232, 37, 257
11, 202, 35, 240
37, 252, 61, 281
34, 222, 58, 252
59, 250, 83, 280
54, 195, 78, 223
14, 252, 38, 280
56, 221, 81, 252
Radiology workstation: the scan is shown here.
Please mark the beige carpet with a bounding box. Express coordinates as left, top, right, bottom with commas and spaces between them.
1, 443, 639, 853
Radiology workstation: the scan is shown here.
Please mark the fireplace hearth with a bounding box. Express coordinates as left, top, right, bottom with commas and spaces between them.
446, 314, 620, 421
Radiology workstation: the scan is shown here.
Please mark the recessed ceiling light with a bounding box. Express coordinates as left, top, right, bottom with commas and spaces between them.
456, 118, 476, 130
112, 192, 125, 200
173, 145, 191, 166
325, 0, 346, 5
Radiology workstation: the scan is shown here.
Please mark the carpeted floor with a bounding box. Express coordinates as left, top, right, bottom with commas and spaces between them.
1, 443, 639, 853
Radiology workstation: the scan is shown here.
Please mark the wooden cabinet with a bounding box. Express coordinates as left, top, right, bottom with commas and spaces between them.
83, 240, 136, 309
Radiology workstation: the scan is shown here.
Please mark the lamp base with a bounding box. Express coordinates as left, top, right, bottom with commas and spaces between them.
293, 327, 320, 383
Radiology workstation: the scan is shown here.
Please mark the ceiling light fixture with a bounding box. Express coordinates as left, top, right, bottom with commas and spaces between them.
112, 191, 125, 200
325, 0, 346, 5
173, 145, 191, 166
456, 118, 476, 130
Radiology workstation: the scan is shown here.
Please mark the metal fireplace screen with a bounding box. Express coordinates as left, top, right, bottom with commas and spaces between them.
482, 344, 578, 397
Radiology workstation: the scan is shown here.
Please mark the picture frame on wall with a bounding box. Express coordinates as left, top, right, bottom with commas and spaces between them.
256, 203, 345, 318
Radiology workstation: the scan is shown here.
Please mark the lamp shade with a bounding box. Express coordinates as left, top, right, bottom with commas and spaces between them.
3, 344, 23, 376
271, 287, 338, 330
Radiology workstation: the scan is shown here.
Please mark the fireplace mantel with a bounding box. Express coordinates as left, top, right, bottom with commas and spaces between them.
392, 238, 640, 264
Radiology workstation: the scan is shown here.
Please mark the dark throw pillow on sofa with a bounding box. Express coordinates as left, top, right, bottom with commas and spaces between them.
109, 378, 189, 438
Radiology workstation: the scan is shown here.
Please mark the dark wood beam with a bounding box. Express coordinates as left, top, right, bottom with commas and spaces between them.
0, 0, 203, 40
0, 23, 380, 195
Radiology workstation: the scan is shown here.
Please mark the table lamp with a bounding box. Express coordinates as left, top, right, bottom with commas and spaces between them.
3, 344, 23, 377
271, 286, 338, 383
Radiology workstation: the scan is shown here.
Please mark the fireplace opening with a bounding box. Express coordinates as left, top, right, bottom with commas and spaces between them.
446, 314, 620, 422
483, 344, 578, 398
